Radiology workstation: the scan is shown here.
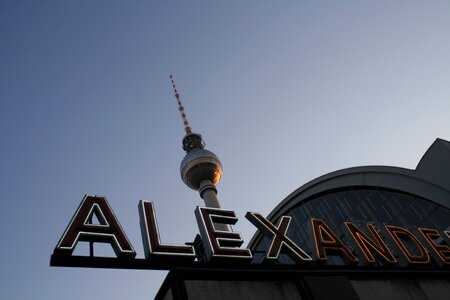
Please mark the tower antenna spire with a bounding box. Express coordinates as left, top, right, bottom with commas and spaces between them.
169, 75, 225, 220
170, 75, 192, 134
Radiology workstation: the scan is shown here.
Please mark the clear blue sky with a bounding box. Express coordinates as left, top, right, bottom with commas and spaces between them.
1, 1, 450, 299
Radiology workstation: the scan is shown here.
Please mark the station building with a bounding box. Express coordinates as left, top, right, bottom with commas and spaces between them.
156, 138, 450, 300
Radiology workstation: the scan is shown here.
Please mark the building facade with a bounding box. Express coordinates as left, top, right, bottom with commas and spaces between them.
157, 139, 450, 299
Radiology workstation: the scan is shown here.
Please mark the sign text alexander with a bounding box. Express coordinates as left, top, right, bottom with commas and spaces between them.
52, 195, 450, 269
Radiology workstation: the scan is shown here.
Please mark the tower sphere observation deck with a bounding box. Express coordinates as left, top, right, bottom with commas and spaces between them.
180, 133, 223, 191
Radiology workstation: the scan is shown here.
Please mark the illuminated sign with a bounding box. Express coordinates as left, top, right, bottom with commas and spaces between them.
51, 195, 450, 269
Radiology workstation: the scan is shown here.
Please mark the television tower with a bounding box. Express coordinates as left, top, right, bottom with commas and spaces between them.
170, 75, 223, 209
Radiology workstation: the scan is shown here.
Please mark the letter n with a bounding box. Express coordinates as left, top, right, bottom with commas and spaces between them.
345, 222, 396, 264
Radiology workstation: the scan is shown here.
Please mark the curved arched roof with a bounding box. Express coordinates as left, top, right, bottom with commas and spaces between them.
248, 138, 450, 248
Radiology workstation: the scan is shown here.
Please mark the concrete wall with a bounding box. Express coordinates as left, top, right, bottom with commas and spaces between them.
156, 269, 450, 300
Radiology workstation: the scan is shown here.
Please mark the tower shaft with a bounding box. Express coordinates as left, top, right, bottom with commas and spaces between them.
199, 180, 229, 231
199, 180, 221, 208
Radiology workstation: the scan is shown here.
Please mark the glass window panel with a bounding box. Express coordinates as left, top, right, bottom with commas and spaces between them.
367, 191, 385, 210
430, 208, 450, 231
252, 187, 450, 266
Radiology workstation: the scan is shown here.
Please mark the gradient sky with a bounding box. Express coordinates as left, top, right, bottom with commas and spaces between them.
1, 1, 450, 299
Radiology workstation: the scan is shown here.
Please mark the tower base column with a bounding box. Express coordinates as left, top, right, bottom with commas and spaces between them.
199, 180, 229, 231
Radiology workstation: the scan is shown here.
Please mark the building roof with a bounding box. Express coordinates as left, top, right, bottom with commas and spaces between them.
248, 138, 450, 248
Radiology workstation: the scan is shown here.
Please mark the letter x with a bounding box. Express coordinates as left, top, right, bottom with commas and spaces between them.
246, 212, 312, 263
